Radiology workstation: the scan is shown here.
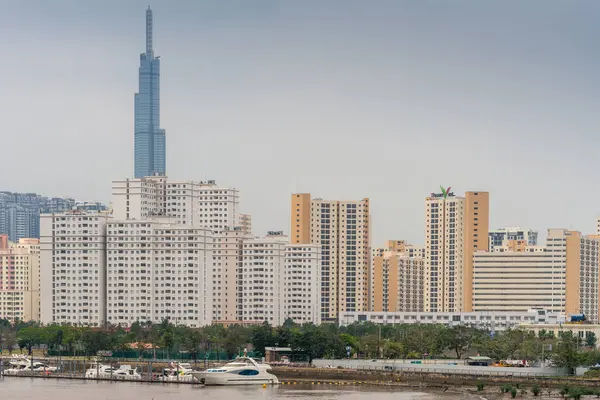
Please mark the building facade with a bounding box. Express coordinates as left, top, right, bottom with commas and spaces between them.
241, 233, 287, 324
212, 227, 253, 323
371, 241, 425, 313
489, 226, 538, 251
105, 220, 213, 327
112, 177, 240, 231
0, 236, 40, 321
282, 243, 321, 324
424, 189, 488, 313
134, 6, 166, 178
472, 230, 600, 322
40, 211, 110, 326
291, 194, 370, 322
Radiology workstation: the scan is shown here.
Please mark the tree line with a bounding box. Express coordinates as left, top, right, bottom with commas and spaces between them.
1, 318, 599, 372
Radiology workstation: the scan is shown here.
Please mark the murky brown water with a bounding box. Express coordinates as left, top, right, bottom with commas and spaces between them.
0, 378, 481, 399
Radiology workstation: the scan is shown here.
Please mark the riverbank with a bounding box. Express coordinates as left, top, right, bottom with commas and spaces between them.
271, 366, 600, 392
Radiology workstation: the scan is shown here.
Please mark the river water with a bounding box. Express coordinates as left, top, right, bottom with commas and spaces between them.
0, 378, 483, 399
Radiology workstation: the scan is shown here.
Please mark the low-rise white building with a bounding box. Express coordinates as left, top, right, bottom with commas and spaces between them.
339, 308, 565, 331
40, 211, 110, 326
105, 219, 213, 327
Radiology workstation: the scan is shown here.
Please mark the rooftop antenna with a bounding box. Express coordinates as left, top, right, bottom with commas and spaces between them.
146, 6, 153, 57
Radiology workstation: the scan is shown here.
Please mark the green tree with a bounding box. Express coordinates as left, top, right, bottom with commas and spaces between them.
586, 332, 597, 348
553, 332, 581, 375
290, 323, 327, 363
446, 325, 479, 359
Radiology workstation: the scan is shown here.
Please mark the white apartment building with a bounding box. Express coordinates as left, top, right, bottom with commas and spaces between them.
424, 193, 465, 313
111, 177, 240, 231
212, 226, 253, 323
283, 244, 321, 324
473, 229, 600, 322
40, 211, 110, 326
105, 220, 213, 327
240, 232, 322, 325
241, 232, 287, 324
0, 237, 40, 322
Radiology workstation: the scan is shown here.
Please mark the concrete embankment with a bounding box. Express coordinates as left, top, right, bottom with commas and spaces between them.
271, 366, 600, 390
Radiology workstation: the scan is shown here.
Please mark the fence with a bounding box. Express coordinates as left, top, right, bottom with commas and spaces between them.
45, 349, 260, 361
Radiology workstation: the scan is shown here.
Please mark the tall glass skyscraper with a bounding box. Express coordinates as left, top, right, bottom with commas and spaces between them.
134, 6, 166, 178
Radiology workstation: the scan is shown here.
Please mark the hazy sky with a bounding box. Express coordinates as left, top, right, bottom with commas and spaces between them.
2, 0, 600, 245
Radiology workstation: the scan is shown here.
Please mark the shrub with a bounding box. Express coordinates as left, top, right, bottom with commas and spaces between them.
532, 384, 541, 397
501, 384, 512, 393
510, 387, 517, 398
568, 387, 583, 399
476, 381, 484, 391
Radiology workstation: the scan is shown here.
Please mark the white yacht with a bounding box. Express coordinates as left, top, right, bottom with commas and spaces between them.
192, 357, 279, 386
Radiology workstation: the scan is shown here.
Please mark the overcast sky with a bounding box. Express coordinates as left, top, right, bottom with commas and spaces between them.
1, 0, 600, 245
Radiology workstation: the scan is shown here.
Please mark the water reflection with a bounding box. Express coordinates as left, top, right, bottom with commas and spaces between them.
0, 379, 471, 400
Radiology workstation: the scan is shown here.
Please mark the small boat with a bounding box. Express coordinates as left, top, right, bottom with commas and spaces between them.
160, 362, 197, 382
191, 357, 279, 386
85, 359, 141, 379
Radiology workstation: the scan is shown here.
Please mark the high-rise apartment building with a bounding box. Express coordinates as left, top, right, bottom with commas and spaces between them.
237, 213, 252, 235
112, 177, 240, 231
212, 227, 253, 323
489, 226, 538, 251
371, 240, 425, 313
291, 194, 370, 321
40, 211, 110, 326
241, 232, 322, 325
134, 6, 166, 178
473, 230, 600, 322
105, 220, 213, 327
0, 236, 40, 321
283, 243, 321, 324
424, 189, 489, 313
241, 232, 287, 324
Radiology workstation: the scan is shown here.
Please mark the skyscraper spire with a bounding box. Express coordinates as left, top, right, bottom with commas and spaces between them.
146, 6, 153, 58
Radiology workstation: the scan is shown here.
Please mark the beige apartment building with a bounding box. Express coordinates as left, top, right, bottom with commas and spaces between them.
424, 189, 489, 312
0, 235, 40, 322
472, 229, 600, 323
291, 194, 370, 322
371, 240, 425, 313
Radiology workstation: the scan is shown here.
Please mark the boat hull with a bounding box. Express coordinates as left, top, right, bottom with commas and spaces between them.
191, 371, 279, 386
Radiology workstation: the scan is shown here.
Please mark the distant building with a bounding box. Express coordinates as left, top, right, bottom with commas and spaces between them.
291, 194, 370, 322
489, 226, 538, 251
0, 191, 106, 242
371, 240, 425, 313
0, 236, 40, 322
424, 189, 489, 313
473, 229, 600, 322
